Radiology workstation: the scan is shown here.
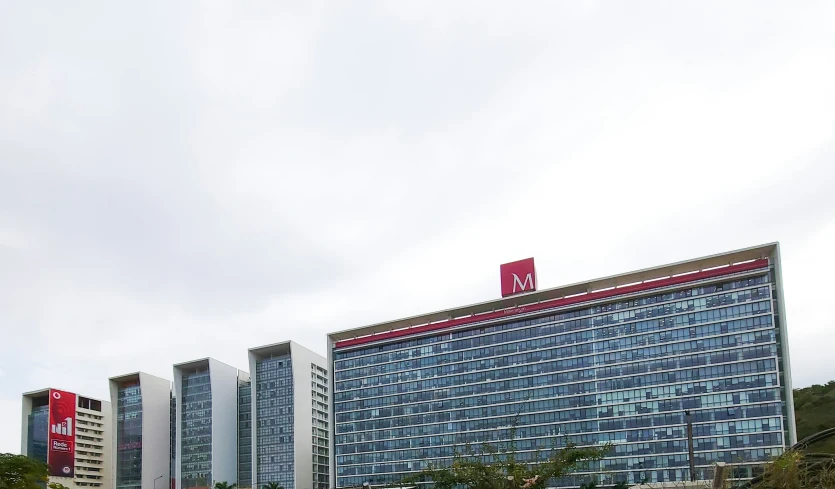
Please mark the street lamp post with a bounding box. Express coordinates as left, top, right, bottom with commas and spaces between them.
685, 410, 696, 482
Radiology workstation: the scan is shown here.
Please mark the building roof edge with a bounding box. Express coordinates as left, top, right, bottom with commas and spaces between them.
329, 242, 778, 344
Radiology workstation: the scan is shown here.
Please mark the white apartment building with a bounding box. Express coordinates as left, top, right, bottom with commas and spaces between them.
109, 372, 173, 489
21, 388, 112, 489
248, 341, 329, 489
20, 341, 327, 489
173, 358, 248, 489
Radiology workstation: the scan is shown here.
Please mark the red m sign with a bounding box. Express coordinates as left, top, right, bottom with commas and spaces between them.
500, 258, 537, 297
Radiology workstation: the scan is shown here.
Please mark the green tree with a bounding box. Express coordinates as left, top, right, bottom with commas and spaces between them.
749, 450, 835, 489
214, 482, 237, 489
262, 483, 283, 489
402, 431, 608, 489
48, 483, 70, 489
793, 381, 835, 453
0, 453, 49, 489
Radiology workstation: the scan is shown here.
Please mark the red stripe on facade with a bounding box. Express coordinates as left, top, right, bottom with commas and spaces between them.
335, 259, 769, 349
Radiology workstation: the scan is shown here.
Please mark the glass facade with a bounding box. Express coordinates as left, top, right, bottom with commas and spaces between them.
238, 379, 252, 489
116, 383, 143, 489
312, 364, 330, 489
181, 369, 212, 489
255, 355, 294, 489
332, 268, 791, 487
27, 403, 49, 464
170, 395, 176, 489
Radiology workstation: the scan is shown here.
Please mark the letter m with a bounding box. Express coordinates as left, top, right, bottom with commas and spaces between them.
500, 258, 537, 297
512, 272, 534, 293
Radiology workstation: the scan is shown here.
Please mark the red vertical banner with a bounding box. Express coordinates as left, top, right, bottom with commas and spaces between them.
48, 389, 76, 477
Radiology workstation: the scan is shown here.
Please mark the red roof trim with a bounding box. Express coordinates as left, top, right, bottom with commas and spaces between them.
334, 259, 769, 349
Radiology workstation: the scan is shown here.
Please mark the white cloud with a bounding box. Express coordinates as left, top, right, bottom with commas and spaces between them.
1, 0, 834, 454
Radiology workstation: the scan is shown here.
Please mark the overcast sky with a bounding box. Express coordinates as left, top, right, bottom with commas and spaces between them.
1, 1, 834, 454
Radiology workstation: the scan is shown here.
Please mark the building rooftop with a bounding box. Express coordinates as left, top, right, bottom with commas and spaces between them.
108, 372, 141, 383
249, 340, 325, 360
109, 371, 172, 386
173, 357, 242, 372
249, 341, 292, 358
21, 388, 51, 399
329, 242, 778, 347
22, 387, 107, 402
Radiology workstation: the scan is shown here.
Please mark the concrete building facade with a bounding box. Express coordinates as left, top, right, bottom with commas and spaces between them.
173, 358, 248, 489
109, 372, 172, 489
22, 388, 112, 489
248, 341, 330, 489
328, 243, 795, 487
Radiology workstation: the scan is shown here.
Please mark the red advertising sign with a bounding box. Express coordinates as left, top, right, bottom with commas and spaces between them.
48, 389, 76, 478
118, 441, 142, 450
500, 258, 537, 297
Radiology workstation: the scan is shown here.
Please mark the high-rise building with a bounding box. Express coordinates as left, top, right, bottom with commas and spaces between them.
173, 358, 248, 489
109, 372, 173, 489
170, 394, 176, 489
21, 340, 326, 489
21, 388, 112, 489
328, 243, 795, 487
247, 341, 330, 489
237, 377, 252, 489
